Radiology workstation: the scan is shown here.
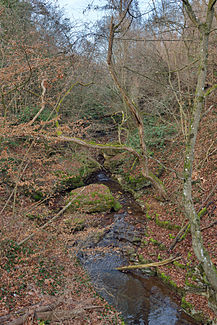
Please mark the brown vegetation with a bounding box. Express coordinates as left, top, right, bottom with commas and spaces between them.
0, 0, 216, 324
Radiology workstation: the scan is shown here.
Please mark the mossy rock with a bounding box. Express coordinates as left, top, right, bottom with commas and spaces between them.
56, 172, 84, 192
54, 155, 99, 192
104, 152, 129, 174
67, 184, 122, 213
126, 174, 151, 191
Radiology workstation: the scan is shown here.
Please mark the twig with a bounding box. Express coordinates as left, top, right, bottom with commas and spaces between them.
18, 187, 85, 246
28, 79, 47, 125
115, 255, 181, 271
0, 139, 36, 219
169, 184, 216, 251
201, 220, 217, 231
198, 140, 215, 168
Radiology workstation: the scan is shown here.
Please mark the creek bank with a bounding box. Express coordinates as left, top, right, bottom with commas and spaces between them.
71, 170, 199, 324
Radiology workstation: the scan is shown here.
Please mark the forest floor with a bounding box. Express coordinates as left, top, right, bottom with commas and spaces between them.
0, 108, 216, 324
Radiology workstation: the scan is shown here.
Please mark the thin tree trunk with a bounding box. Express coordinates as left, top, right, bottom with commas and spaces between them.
107, 15, 167, 200
182, 0, 217, 293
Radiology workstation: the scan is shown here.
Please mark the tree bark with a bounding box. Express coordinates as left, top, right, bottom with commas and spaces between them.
182, 0, 217, 293
107, 14, 167, 200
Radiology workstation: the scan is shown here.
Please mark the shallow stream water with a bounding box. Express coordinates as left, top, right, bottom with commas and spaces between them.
77, 171, 199, 325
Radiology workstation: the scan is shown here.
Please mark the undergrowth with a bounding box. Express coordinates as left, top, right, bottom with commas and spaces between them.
127, 115, 176, 150
0, 239, 64, 310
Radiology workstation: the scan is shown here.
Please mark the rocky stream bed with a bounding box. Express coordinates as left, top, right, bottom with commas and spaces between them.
71, 170, 199, 325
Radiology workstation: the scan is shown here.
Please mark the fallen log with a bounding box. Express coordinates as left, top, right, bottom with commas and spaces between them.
115, 255, 182, 271
6, 305, 103, 325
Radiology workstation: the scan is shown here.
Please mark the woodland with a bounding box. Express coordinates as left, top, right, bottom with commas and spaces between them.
0, 0, 217, 324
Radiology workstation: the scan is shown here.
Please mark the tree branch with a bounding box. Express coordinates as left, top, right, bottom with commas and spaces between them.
116, 255, 181, 271
204, 83, 217, 97
18, 187, 85, 246
181, 0, 200, 27
114, 0, 134, 30
208, 0, 217, 10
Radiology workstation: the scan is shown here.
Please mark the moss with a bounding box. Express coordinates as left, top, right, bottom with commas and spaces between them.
61, 175, 84, 190
54, 153, 100, 193
145, 203, 152, 220
138, 254, 146, 264
67, 184, 122, 213
65, 217, 85, 232
141, 240, 148, 246
198, 207, 207, 218
146, 213, 152, 220
182, 297, 207, 323
155, 214, 180, 230
31, 190, 44, 201
173, 261, 186, 269
158, 272, 178, 289
126, 174, 151, 191
149, 237, 166, 250
113, 200, 122, 211
26, 214, 45, 225
180, 224, 190, 240
181, 297, 193, 312
133, 237, 141, 244
149, 237, 159, 245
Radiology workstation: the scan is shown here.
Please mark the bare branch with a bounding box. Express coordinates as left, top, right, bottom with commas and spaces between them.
208, 0, 217, 10
28, 79, 47, 125
116, 255, 181, 271
18, 187, 85, 246
204, 83, 217, 97
181, 0, 200, 27
114, 0, 134, 30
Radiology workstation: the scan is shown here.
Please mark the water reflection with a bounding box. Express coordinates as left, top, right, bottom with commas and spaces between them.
149, 286, 178, 324
80, 252, 197, 325
80, 171, 198, 324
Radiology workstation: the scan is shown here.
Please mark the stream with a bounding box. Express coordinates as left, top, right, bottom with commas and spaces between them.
77, 171, 199, 325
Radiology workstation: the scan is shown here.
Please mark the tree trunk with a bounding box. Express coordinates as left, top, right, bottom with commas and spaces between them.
107, 14, 167, 200
182, 0, 217, 294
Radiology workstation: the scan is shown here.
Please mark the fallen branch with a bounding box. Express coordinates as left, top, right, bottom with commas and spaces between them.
35, 310, 81, 322
18, 187, 85, 246
6, 305, 102, 325
168, 207, 208, 251
35, 306, 103, 322
5, 303, 59, 325
168, 222, 190, 251
44, 134, 141, 159
115, 255, 181, 271
201, 219, 217, 231
6, 314, 28, 325
169, 184, 216, 251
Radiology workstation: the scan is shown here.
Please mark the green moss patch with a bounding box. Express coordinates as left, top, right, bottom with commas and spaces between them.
67, 184, 122, 213
54, 155, 100, 192
126, 174, 151, 191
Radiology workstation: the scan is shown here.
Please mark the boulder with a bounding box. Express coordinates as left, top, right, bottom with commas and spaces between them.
67, 183, 122, 213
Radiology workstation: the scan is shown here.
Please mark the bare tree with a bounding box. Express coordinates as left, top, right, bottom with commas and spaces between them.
181, 0, 217, 297
106, 4, 167, 199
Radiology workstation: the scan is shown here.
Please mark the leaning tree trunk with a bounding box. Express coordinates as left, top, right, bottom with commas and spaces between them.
107, 14, 167, 200
182, 0, 217, 294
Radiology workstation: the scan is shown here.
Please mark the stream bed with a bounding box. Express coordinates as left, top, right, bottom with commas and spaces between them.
77, 171, 199, 324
